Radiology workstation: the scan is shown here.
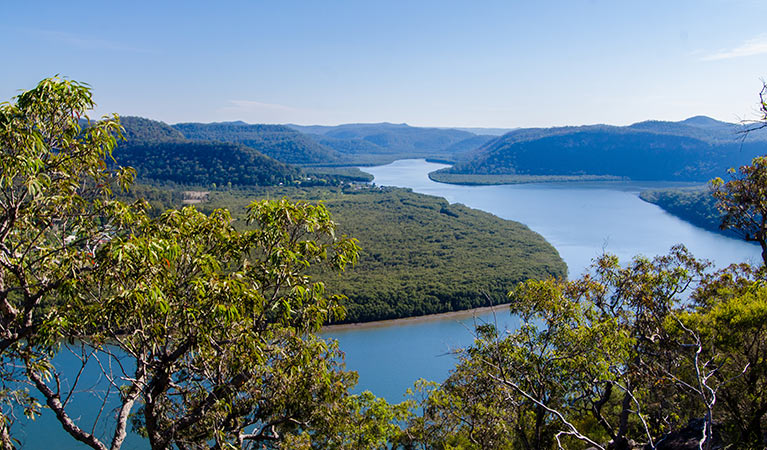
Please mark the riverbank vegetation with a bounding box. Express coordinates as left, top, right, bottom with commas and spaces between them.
639, 185, 734, 237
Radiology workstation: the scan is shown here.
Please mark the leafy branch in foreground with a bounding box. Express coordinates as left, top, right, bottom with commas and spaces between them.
0, 76, 132, 448
2, 78, 406, 450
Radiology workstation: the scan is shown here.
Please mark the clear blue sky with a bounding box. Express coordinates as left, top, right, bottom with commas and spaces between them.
2, 0, 766, 127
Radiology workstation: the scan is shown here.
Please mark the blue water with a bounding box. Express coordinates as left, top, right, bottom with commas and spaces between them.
15, 158, 761, 446
324, 159, 760, 402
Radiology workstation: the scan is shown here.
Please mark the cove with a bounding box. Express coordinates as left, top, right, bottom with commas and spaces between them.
323, 159, 761, 402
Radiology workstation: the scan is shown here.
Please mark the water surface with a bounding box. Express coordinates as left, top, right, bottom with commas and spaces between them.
325, 159, 760, 402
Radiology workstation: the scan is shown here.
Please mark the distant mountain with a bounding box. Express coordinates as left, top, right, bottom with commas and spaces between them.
286, 123, 483, 163
172, 122, 341, 165
679, 115, 731, 128
438, 117, 767, 182
447, 127, 519, 136
114, 117, 298, 186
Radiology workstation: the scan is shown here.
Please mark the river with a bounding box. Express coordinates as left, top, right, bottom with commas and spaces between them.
16, 158, 761, 447
324, 159, 761, 402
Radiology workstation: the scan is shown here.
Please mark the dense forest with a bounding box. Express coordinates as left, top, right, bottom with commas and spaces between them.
434, 117, 767, 183
173, 121, 343, 164
122, 183, 566, 323
320, 188, 566, 322
114, 117, 299, 186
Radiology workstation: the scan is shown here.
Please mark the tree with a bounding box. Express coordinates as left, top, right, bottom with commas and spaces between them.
2, 78, 406, 449
711, 156, 767, 266
683, 263, 767, 448
402, 247, 716, 450
0, 77, 130, 448
710, 81, 767, 267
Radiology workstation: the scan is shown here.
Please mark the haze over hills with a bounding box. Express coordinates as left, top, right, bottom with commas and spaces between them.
286, 122, 496, 164
432, 116, 767, 183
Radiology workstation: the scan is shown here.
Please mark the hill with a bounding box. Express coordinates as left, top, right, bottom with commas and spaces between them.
434, 117, 767, 183
113, 117, 298, 186
172, 122, 342, 165
119, 116, 186, 143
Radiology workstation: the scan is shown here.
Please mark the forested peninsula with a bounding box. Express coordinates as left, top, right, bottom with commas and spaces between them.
125, 184, 566, 323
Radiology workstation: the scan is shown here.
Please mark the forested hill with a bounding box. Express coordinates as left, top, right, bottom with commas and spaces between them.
435, 116, 767, 183
172, 122, 342, 165
113, 117, 299, 186
288, 122, 495, 164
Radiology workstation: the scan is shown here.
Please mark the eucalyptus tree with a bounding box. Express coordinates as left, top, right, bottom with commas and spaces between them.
0, 77, 130, 447
401, 247, 714, 450
28, 199, 407, 450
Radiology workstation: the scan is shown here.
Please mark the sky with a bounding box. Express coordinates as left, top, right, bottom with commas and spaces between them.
2, 0, 767, 128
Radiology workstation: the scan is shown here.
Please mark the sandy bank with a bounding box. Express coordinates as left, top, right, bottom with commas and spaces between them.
322, 303, 512, 333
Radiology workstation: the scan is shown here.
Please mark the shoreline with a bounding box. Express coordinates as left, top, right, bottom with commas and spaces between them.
322, 303, 512, 333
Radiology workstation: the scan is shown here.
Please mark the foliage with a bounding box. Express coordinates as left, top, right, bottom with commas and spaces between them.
684, 264, 767, 448
402, 246, 737, 449
711, 156, 767, 265
0, 76, 130, 447
1, 79, 406, 450
23, 199, 410, 450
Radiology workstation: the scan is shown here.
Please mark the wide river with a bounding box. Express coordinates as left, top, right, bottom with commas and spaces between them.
18, 159, 761, 448
324, 159, 761, 402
